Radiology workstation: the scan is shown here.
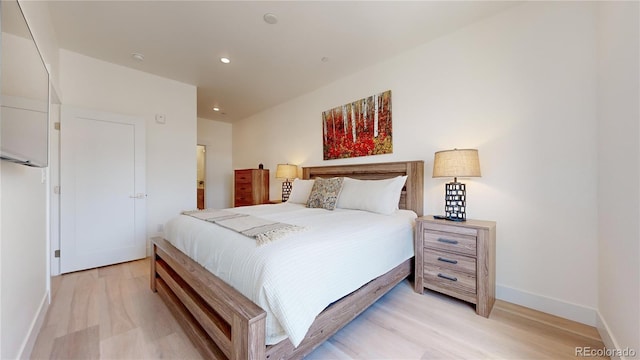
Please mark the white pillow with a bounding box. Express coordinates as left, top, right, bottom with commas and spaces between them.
287, 179, 315, 204
337, 176, 408, 215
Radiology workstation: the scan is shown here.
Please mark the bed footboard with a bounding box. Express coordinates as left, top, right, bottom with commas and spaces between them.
265, 257, 412, 359
152, 236, 412, 360
151, 237, 267, 359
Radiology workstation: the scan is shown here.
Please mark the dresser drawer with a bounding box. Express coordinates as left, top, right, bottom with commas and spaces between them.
235, 184, 253, 195
423, 249, 476, 275
235, 170, 253, 183
423, 230, 476, 256
234, 200, 252, 207
423, 263, 477, 297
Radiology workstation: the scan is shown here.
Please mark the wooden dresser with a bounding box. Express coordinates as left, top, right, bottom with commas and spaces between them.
197, 188, 204, 209
234, 169, 269, 207
414, 216, 496, 317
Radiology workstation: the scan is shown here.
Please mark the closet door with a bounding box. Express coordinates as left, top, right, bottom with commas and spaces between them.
60, 106, 146, 273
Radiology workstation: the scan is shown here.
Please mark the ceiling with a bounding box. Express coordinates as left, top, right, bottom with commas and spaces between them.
44, 1, 516, 123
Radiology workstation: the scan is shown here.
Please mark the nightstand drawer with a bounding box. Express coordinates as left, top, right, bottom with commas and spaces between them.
423, 230, 476, 256
423, 265, 476, 297
423, 250, 476, 275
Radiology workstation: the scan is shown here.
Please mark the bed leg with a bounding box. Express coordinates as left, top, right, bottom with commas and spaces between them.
232, 314, 266, 360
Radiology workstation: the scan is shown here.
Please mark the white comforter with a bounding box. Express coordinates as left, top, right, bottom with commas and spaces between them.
163, 203, 416, 347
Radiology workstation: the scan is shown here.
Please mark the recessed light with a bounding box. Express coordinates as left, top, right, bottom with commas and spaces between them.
213, 107, 220, 111
263, 13, 278, 25
220, 57, 230, 64
131, 53, 145, 62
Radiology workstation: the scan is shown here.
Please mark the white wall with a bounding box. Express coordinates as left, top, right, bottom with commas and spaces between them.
18, 0, 61, 97
197, 118, 233, 208
1, 33, 48, 102
596, 1, 639, 356
59, 49, 197, 246
0, 163, 48, 359
234, 2, 600, 325
0, 10, 50, 358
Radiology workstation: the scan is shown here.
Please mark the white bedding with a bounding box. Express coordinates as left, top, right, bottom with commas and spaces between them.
164, 202, 416, 347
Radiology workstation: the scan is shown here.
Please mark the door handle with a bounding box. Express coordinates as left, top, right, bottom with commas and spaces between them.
129, 193, 146, 199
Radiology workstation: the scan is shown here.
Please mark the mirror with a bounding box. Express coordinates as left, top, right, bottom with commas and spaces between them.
1, 0, 50, 167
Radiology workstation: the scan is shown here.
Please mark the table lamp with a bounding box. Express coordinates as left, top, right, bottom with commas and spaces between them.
432, 149, 481, 221
276, 163, 298, 202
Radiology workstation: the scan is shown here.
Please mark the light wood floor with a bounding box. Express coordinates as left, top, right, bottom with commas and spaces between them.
31, 258, 605, 359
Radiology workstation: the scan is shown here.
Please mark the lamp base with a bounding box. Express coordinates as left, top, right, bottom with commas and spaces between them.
281, 180, 292, 202
444, 181, 467, 221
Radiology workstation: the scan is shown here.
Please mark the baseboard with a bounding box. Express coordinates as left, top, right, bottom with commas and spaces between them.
595, 311, 637, 360
17, 291, 49, 360
497, 284, 597, 326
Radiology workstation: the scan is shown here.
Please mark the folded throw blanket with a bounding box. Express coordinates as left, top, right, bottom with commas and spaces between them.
182, 209, 305, 245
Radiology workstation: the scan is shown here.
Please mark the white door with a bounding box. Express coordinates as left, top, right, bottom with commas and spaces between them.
60, 106, 146, 273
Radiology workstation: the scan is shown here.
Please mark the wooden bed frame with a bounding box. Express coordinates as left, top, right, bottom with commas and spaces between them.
150, 160, 424, 359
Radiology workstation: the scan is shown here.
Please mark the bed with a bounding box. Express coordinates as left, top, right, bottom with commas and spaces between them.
150, 160, 424, 359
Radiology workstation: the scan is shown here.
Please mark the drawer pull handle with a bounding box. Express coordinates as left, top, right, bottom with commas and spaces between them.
437, 238, 459, 245
437, 273, 458, 282
437, 257, 458, 264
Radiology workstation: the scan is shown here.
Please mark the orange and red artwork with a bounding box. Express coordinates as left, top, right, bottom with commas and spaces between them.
322, 90, 392, 160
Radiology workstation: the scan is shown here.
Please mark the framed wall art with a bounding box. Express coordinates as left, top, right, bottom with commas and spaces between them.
322, 90, 392, 160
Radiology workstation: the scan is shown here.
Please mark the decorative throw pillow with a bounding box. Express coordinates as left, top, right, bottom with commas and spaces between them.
306, 177, 344, 210
336, 176, 408, 215
287, 179, 315, 204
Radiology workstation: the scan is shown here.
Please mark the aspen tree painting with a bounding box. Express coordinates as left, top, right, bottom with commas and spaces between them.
322, 90, 392, 160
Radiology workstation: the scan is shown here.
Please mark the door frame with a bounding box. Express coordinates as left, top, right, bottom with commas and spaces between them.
197, 144, 206, 209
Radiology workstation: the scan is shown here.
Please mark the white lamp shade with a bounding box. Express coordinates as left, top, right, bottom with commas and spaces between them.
276, 164, 298, 179
433, 149, 481, 178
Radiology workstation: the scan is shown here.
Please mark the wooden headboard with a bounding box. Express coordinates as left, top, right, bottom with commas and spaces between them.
302, 161, 424, 216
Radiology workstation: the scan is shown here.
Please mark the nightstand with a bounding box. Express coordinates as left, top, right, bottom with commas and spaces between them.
414, 216, 496, 317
